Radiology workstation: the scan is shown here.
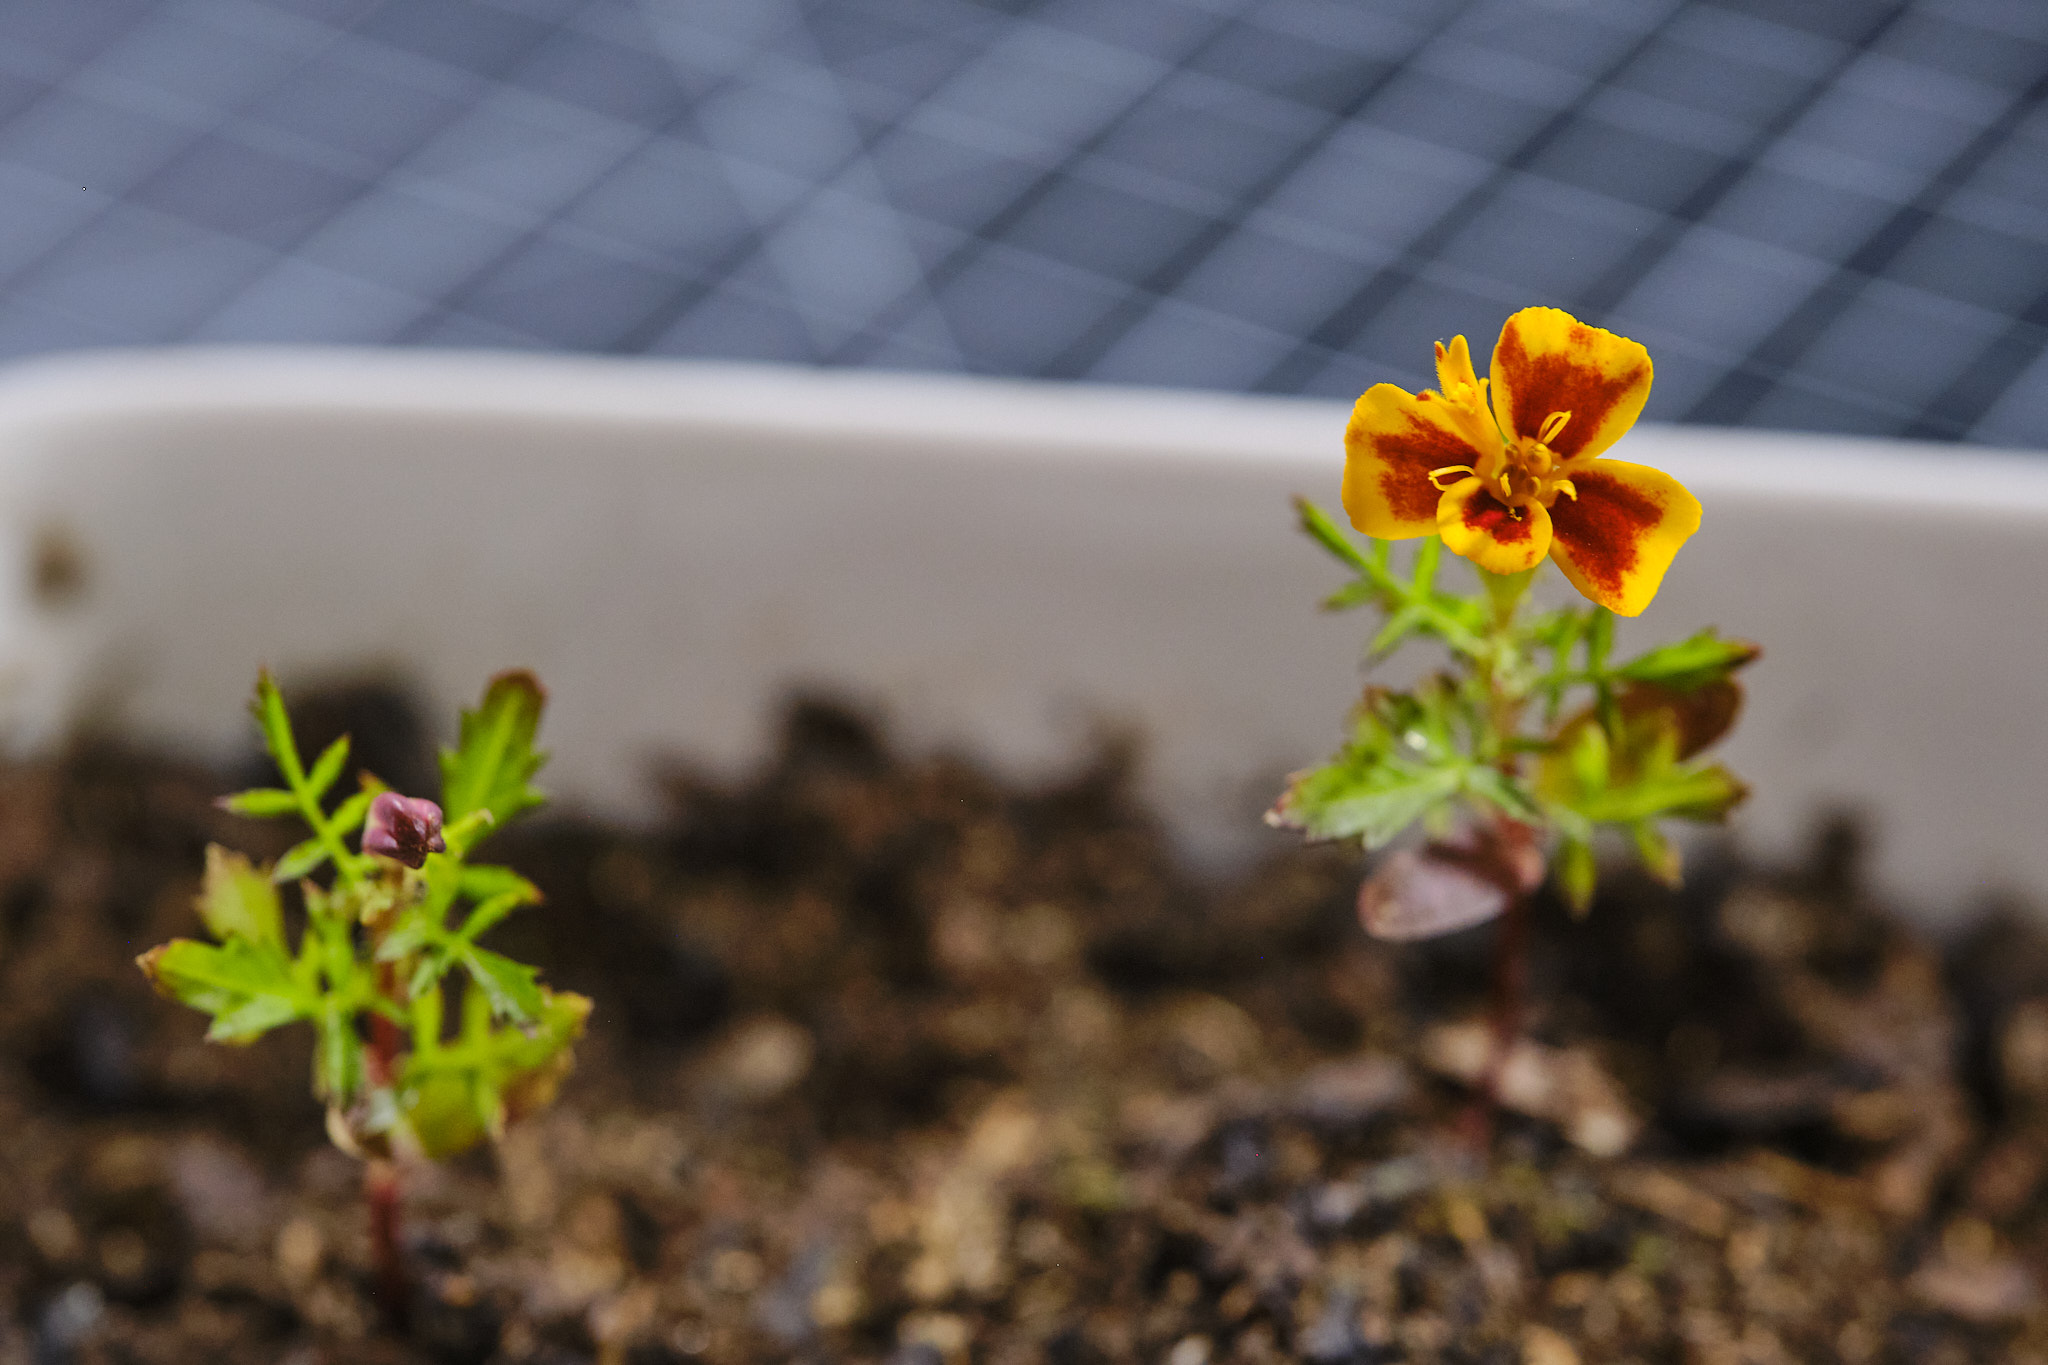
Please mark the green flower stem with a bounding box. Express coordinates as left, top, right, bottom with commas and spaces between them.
1480, 563, 1537, 629
1473, 564, 1539, 771
1468, 564, 1541, 1156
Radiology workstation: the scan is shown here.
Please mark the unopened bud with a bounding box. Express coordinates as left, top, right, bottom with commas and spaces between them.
362, 792, 445, 868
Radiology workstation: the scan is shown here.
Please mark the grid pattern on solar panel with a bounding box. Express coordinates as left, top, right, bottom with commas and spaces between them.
0, 0, 2039, 445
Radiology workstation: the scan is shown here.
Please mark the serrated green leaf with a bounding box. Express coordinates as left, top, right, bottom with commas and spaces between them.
306, 735, 350, 800
438, 810, 496, 861
273, 836, 330, 883
138, 937, 304, 1044
217, 788, 300, 818
458, 892, 529, 944
459, 864, 540, 905
461, 946, 545, 1023
1461, 766, 1541, 823
1648, 764, 1749, 822
1540, 678, 1750, 834
208, 994, 303, 1043
138, 936, 293, 1010
329, 787, 375, 840
196, 844, 285, 947
1267, 686, 1481, 847
250, 670, 305, 785
375, 913, 441, 963
1271, 759, 1465, 847
439, 671, 548, 835
1616, 630, 1760, 693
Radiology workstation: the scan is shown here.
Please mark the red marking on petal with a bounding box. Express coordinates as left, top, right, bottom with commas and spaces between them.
1494, 322, 1649, 459
1457, 486, 1539, 545
1372, 418, 1477, 524
1548, 468, 1660, 596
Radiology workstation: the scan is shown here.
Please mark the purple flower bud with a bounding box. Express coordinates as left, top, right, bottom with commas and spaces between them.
362, 791, 446, 869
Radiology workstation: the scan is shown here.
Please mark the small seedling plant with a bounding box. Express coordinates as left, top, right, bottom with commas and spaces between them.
1271, 307, 1755, 1138
138, 670, 588, 1316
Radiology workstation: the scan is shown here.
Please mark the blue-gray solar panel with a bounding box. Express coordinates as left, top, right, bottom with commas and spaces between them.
0, 0, 2039, 445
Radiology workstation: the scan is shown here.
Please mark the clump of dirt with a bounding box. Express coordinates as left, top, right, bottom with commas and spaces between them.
0, 688, 2045, 1365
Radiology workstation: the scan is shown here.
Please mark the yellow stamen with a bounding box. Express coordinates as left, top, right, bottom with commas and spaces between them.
1552, 479, 1578, 502
1428, 464, 1475, 490
1538, 410, 1572, 444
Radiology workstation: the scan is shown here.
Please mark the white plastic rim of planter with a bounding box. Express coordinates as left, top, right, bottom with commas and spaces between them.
0, 347, 2035, 929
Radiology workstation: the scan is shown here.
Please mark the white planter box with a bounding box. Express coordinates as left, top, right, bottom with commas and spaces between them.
0, 349, 2037, 928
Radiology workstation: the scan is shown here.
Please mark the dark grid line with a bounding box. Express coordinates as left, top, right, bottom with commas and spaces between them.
1569, 2, 1912, 321
1252, 1, 1692, 394
1686, 60, 2048, 425
1905, 287, 2048, 440
1034, 0, 1487, 380
176, 0, 612, 343
0, 3, 393, 331
0, 0, 2035, 445
384, 11, 697, 344
602, 0, 1083, 357
820, 1, 1255, 367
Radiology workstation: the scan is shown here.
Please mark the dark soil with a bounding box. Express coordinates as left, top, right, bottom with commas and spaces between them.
1, 687, 2046, 1365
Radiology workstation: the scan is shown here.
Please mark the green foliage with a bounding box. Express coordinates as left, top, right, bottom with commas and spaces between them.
139, 672, 586, 1164
1282, 503, 1754, 931
194, 846, 284, 947
1268, 683, 1536, 847
1614, 630, 1759, 693
439, 670, 547, 834
137, 937, 304, 1043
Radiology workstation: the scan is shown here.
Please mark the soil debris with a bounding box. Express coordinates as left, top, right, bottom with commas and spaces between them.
0, 690, 2042, 1362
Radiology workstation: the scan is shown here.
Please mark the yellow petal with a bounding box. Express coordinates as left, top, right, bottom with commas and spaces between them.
1342, 383, 1493, 539
1489, 307, 1652, 462
1436, 477, 1552, 575
1434, 334, 1480, 397
1547, 460, 1701, 616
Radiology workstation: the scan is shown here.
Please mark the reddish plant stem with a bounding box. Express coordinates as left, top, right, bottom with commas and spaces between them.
364, 1009, 411, 1329
1482, 892, 1531, 1129
365, 1157, 409, 1329
1456, 818, 1537, 1157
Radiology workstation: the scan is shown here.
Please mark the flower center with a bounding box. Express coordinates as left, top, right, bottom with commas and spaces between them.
1495, 410, 1579, 509
1427, 409, 1581, 515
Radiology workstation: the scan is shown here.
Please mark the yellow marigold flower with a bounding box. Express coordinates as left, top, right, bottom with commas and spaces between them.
1340, 307, 1700, 616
